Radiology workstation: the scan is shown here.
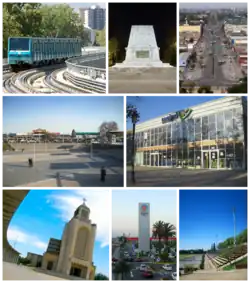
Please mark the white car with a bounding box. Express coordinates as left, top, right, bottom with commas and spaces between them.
171, 272, 177, 280
162, 264, 173, 271
139, 264, 147, 272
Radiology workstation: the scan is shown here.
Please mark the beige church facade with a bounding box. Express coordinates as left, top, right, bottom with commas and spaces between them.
42, 200, 96, 280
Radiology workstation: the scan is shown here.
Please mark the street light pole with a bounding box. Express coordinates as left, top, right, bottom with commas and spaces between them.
33, 142, 36, 163
233, 207, 236, 246
90, 140, 93, 159
131, 111, 136, 183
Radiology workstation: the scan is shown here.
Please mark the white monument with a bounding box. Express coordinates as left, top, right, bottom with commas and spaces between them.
113, 25, 171, 68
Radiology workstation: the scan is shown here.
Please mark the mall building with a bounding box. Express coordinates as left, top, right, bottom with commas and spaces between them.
133, 97, 247, 170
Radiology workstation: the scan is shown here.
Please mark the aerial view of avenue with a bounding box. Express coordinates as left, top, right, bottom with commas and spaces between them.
127, 96, 247, 187
3, 3, 106, 94
3, 189, 109, 280
109, 3, 176, 93
3, 96, 124, 187
179, 3, 247, 93
112, 190, 177, 280
179, 190, 247, 280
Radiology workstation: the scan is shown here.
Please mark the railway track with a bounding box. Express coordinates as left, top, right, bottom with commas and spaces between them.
3, 65, 106, 93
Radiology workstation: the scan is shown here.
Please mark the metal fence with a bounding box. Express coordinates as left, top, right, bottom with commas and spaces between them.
66, 52, 106, 80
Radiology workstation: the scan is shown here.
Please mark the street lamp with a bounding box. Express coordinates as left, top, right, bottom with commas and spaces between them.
131, 109, 137, 183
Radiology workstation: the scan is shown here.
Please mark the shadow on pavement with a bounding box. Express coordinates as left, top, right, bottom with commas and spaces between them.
49, 172, 124, 187
127, 169, 247, 187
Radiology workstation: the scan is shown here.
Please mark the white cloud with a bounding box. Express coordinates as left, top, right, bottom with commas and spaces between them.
47, 190, 110, 248
7, 227, 47, 251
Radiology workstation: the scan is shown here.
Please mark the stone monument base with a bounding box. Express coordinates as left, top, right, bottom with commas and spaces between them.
112, 62, 172, 69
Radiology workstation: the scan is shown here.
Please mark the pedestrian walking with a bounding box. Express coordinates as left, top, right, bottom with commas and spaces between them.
100, 166, 106, 182
28, 158, 33, 167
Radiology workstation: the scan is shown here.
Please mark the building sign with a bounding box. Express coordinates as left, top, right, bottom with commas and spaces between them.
211, 151, 217, 160
140, 203, 149, 216
162, 108, 193, 124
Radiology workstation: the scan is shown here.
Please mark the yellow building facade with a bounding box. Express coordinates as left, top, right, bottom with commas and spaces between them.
42, 201, 96, 279
179, 25, 201, 32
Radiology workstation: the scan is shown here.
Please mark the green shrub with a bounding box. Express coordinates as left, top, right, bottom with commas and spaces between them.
184, 265, 195, 274
3, 143, 14, 151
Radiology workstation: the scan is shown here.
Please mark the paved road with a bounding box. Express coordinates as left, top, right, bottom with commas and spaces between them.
3, 150, 123, 187
180, 268, 247, 280
113, 244, 176, 280
3, 262, 65, 280
127, 167, 247, 187
183, 11, 243, 88
109, 68, 176, 93
179, 254, 203, 269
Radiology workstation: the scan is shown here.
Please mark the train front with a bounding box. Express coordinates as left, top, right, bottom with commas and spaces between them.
8, 37, 32, 69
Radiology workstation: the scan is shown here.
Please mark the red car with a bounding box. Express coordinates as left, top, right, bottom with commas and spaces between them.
143, 271, 154, 278
112, 257, 118, 262
135, 258, 143, 262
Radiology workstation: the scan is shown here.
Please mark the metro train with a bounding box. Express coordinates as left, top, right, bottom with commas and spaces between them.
8, 37, 82, 71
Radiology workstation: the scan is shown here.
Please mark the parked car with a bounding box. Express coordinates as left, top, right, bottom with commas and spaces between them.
172, 272, 177, 280
135, 258, 143, 262
142, 270, 154, 278
162, 264, 173, 271
139, 264, 147, 271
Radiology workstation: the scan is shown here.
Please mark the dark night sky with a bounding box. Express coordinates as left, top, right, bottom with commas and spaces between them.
109, 3, 176, 60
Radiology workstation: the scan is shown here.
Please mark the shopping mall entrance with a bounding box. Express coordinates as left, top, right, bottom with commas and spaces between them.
202, 149, 237, 169
202, 150, 220, 169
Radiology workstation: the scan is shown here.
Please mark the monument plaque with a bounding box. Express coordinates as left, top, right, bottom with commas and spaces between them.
136, 51, 150, 58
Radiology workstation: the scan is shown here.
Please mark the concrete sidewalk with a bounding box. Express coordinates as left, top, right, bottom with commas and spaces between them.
3, 262, 65, 280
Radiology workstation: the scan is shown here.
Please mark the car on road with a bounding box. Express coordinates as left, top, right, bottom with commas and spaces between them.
142, 270, 154, 278
112, 257, 118, 262
135, 258, 143, 262
172, 272, 177, 280
162, 264, 173, 271
139, 264, 148, 271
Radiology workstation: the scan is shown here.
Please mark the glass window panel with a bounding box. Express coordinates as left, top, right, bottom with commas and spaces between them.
209, 114, 215, 123
217, 112, 224, 130
195, 118, 201, 133
224, 109, 233, 120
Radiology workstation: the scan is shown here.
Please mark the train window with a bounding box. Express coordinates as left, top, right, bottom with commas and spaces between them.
9, 38, 29, 51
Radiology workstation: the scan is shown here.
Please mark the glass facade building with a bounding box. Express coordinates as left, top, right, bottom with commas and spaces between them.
133, 97, 247, 169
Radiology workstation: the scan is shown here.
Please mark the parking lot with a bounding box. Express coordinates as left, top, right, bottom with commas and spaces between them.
3, 144, 123, 187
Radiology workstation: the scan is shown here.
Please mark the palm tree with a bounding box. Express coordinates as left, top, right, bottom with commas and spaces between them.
118, 234, 127, 248
152, 221, 165, 254
163, 223, 176, 252
113, 260, 131, 280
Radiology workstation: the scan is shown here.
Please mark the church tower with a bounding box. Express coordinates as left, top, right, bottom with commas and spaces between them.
56, 199, 96, 279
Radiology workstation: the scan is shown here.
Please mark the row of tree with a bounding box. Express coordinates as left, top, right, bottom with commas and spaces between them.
217, 228, 247, 249
3, 3, 106, 57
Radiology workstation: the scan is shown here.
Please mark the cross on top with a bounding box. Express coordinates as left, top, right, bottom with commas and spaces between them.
83, 198, 87, 205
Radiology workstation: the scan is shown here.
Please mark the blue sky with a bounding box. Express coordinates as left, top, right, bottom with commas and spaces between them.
3, 96, 123, 133
179, 190, 247, 250
112, 190, 177, 237
127, 96, 223, 129
7, 190, 110, 276
44, 0, 107, 10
